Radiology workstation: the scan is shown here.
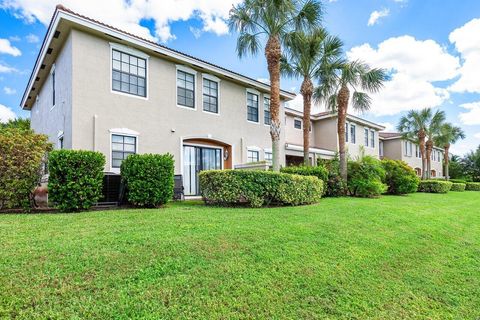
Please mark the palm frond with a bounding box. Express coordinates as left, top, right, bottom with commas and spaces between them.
351, 91, 372, 112
236, 32, 261, 58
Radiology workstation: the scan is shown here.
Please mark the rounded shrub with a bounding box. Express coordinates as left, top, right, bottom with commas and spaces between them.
199, 170, 323, 207
347, 156, 387, 198
450, 183, 466, 192
281, 165, 328, 194
121, 153, 174, 207
381, 159, 420, 195
48, 150, 105, 211
465, 182, 480, 191
417, 180, 453, 193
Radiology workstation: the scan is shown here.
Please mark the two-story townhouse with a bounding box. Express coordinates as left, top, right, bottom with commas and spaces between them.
21, 6, 296, 196
284, 108, 385, 165
379, 132, 444, 178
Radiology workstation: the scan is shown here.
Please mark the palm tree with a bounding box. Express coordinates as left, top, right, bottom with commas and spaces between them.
424, 110, 446, 179
435, 123, 465, 180
315, 60, 386, 180
229, 0, 322, 171
281, 28, 343, 165
397, 109, 432, 180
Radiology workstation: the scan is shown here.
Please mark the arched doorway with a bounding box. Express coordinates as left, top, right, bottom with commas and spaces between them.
182, 137, 232, 196
414, 168, 422, 176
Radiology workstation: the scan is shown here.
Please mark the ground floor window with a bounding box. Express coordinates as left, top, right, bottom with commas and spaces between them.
415, 167, 422, 176
264, 151, 272, 164
247, 150, 259, 163
111, 134, 136, 168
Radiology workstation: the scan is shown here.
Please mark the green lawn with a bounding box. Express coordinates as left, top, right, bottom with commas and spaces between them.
1, 192, 479, 319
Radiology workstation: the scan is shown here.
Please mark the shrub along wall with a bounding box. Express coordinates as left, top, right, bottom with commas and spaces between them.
450, 183, 466, 192
381, 159, 420, 195
121, 153, 174, 207
0, 128, 51, 210
347, 156, 387, 198
199, 170, 323, 207
281, 165, 328, 194
465, 182, 480, 191
318, 158, 347, 197
48, 150, 105, 211
417, 180, 453, 193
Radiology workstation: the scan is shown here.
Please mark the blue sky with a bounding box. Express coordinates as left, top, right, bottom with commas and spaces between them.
0, 0, 479, 154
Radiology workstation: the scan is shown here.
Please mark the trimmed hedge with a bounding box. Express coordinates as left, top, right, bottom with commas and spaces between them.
450, 178, 467, 184
417, 180, 453, 193
281, 165, 328, 194
121, 153, 174, 207
381, 159, 420, 195
48, 150, 105, 211
199, 170, 323, 207
347, 156, 387, 198
450, 183, 466, 192
465, 182, 480, 191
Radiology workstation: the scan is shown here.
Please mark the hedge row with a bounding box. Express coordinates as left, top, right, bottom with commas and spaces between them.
466, 182, 480, 191
417, 180, 453, 193
199, 170, 323, 207
450, 183, 466, 192
280, 165, 328, 194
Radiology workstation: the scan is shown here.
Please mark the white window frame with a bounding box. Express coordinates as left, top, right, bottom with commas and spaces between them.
246, 88, 260, 124
110, 42, 149, 100
109, 128, 139, 174
247, 148, 260, 163
294, 117, 303, 130
364, 128, 369, 147
350, 123, 356, 144
370, 129, 375, 148
176, 65, 197, 111
263, 94, 271, 127
264, 148, 272, 164
201, 73, 220, 116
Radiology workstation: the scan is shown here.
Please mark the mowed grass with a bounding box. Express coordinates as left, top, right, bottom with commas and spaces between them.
1, 192, 479, 319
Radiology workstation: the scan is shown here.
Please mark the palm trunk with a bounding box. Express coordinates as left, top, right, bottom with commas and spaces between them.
419, 130, 426, 180
301, 77, 313, 166
444, 144, 450, 180
426, 140, 433, 179
337, 84, 349, 181
266, 36, 282, 172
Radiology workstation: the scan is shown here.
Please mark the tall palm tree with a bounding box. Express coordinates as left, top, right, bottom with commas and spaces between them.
435, 123, 465, 180
229, 0, 322, 171
315, 60, 386, 180
424, 110, 446, 179
281, 28, 343, 165
397, 108, 432, 180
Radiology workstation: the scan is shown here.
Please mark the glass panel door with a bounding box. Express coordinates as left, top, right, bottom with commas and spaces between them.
183, 145, 222, 196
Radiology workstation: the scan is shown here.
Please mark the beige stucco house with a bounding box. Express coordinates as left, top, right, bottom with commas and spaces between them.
379, 132, 444, 178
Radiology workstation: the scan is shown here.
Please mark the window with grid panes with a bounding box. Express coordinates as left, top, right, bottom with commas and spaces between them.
112, 49, 146, 97
111, 135, 136, 168
177, 70, 195, 108
203, 78, 218, 113
247, 92, 259, 122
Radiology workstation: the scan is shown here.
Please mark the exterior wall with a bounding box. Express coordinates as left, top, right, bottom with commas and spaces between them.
284, 113, 314, 145
30, 32, 73, 149
69, 29, 285, 173
312, 117, 337, 151
344, 120, 381, 159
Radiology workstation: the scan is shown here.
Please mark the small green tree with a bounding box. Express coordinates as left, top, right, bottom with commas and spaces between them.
0, 118, 31, 132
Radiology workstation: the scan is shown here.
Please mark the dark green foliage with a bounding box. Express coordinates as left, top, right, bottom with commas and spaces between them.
318, 158, 348, 197
0, 129, 52, 210
450, 183, 466, 192
48, 150, 105, 211
381, 159, 420, 195
281, 165, 328, 194
121, 153, 174, 207
450, 178, 467, 184
347, 156, 387, 198
465, 182, 480, 191
199, 170, 323, 207
463, 146, 480, 182
417, 180, 453, 193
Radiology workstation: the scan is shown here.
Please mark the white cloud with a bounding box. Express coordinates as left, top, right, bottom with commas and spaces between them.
3, 87, 16, 95
449, 18, 480, 93
458, 101, 480, 125
368, 8, 390, 26
474, 132, 480, 139
1, 0, 242, 43
9, 35, 21, 42
189, 27, 203, 39
347, 35, 459, 116
379, 122, 395, 132
25, 33, 40, 43
0, 63, 17, 73
0, 38, 21, 56
0, 104, 16, 123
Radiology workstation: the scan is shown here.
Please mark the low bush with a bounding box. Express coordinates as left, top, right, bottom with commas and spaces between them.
381, 159, 420, 195
121, 153, 174, 207
449, 178, 467, 184
417, 180, 453, 193
48, 150, 105, 211
318, 158, 347, 197
347, 156, 387, 198
281, 165, 328, 194
450, 183, 466, 192
199, 170, 322, 207
0, 129, 51, 210
465, 182, 480, 191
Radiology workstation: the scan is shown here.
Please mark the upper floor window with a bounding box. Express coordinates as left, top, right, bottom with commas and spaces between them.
112, 49, 146, 97
203, 77, 218, 113
247, 92, 259, 122
177, 70, 195, 108
112, 134, 136, 168
247, 150, 259, 163
350, 124, 356, 144
294, 119, 302, 129
370, 130, 375, 148
364, 128, 369, 146
264, 97, 271, 125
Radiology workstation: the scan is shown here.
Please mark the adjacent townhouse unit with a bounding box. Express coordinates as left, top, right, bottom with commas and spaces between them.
379, 132, 444, 178
284, 108, 385, 166
22, 6, 296, 196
